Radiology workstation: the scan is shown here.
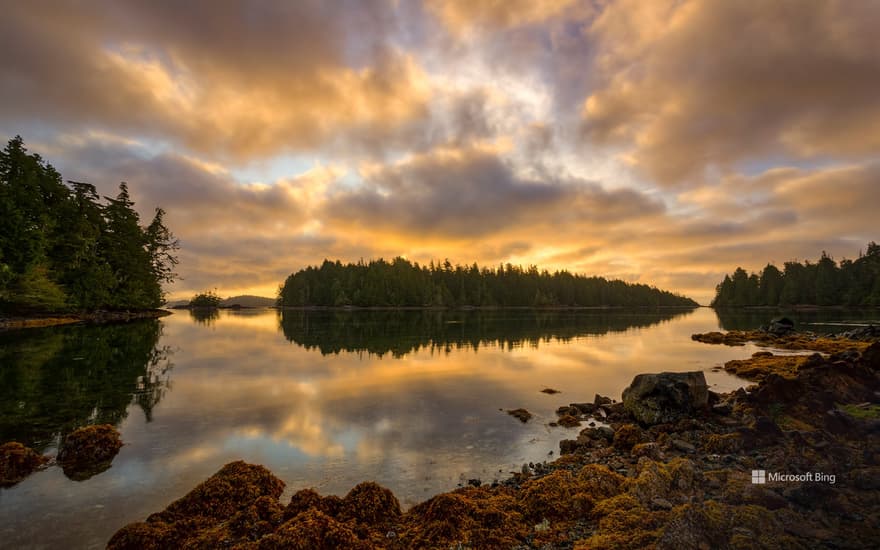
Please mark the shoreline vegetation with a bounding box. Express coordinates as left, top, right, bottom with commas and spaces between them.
0, 308, 170, 331
97, 325, 879, 549
711, 242, 880, 308
279, 258, 699, 308
0, 138, 178, 323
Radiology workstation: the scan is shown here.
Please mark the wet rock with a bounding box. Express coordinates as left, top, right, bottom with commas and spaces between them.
622, 371, 709, 425
570, 402, 595, 414
507, 408, 532, 423
764, 317, 795, 336
57, 424, 123, 481
580, 426, 615, 442
594, 393, 613, 407
671, 439, 696, 454
557, 414, 581, 428
0, 442, 48, 487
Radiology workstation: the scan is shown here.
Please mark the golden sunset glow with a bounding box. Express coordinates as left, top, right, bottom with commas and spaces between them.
2, 1, 877, 304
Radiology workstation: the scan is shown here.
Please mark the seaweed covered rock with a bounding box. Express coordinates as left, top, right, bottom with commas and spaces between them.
258, 509, 365, 550
108, 461, 285, 549
339, 481, 401, 527
622, 371, 709, 425
0, 441, 48, 487
399, 486, 525, 549
57, 424, 123, 480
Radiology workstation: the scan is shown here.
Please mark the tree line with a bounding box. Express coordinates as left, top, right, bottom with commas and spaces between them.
278, 258, 698, 308
0, 137, 178, 313
711, 242, 880, 307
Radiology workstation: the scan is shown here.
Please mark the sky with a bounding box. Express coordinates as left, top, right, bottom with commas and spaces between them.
1, 0, 878, 305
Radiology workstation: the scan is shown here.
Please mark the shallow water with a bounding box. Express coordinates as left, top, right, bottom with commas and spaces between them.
0, 307, 874, 548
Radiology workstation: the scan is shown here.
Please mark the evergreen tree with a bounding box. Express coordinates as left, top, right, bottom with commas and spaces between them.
0, 138, 178, 313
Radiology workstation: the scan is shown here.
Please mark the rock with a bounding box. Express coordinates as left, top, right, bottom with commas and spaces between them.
622, 371, 709, 425
594, 394, 613, 407
764, 317, 795, 336
557, 414, 581, 428
862, 341, 880, 371
671, 439, 696, 454
0, 442, 48, 487
541, 388, 561, 394
651, 497, 674, 510
580, 426, 614, 442
571, 402, 595, 414
57, 424, 123, 481
507, 408, 532, 423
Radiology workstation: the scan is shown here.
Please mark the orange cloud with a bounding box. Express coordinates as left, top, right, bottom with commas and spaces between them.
582, 0, 880, 185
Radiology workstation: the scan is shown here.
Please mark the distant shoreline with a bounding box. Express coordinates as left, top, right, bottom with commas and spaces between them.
274, 304, 701, 311
0, 309, 171, 332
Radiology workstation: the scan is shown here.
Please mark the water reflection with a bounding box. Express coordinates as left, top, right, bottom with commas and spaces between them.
189, 307, 220, 326
714, 308, 880, 331
2, 307, 765, 549
0, 320, 173, 451
280, 308, 696, 357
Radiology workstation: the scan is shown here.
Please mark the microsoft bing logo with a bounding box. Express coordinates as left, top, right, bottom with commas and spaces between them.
752, 470, 766, 484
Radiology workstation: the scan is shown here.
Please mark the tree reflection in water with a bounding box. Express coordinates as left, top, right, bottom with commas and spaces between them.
0, 320, 173, 451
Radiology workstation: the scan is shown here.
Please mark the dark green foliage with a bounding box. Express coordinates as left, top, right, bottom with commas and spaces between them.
712, 243, 880, 307
0, 137, 178, 312
190, 290, 222, 308
278, 258, 698, 308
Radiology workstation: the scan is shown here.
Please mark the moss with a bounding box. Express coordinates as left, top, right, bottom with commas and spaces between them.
0, 441, 48, 487
507, 408, 532, 423
57, 424, 123, 480
612, 423, 643, 451
701, 433, 743, 454
577, 464, 626, 500
285, 488, 343, 520
692, 330, 870, 354
576, 494, 667, 549
627, 458, 700, 506
399, 486, 525, 549
519, 469, 593, 522
258, 509, 366, 550
724, 355, 807, 382
839, 403, 880, 419
339, 481, 401, 527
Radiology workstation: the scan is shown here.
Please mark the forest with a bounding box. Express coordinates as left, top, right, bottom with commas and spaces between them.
278, 258, 698, 308
0, 137, 178, 313
711, 242, 880, 307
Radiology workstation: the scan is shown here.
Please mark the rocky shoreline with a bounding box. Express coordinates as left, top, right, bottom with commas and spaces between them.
100, 328, 879, 549
0, 309, 171, 331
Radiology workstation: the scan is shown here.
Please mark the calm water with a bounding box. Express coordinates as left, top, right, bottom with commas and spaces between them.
1, 307, 877, 548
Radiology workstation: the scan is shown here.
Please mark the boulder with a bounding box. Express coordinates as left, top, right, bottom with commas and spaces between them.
764, 317, 795, 336
622, 371, 709, 425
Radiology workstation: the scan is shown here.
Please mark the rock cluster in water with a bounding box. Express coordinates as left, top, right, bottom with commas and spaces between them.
1, 424, 124, 486
57, 424, 123, 481
106, 329, 880, 548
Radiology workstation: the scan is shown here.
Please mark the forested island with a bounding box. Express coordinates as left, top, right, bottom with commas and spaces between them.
711, 242, 880, 307
278, 258, 698, 308
0, 137, 178, 315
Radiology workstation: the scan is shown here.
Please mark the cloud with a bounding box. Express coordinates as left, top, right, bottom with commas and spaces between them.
427, 0, 581, 33
0, 1, 431, 160
581, 0, 880, 185
323, 145, 666, 238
